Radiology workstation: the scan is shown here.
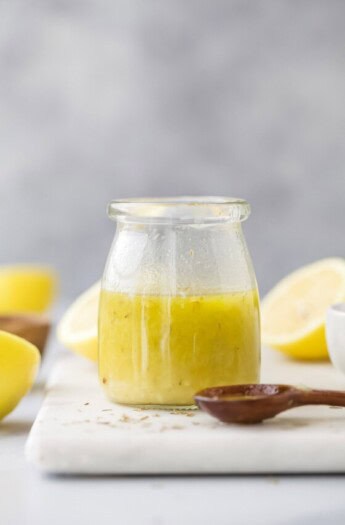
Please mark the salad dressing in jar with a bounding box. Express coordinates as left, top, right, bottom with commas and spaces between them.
99, 197, 260, 407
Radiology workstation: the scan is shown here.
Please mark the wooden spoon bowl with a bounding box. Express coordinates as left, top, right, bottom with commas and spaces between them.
0, 314, 51, 356
195, 384, 345, 424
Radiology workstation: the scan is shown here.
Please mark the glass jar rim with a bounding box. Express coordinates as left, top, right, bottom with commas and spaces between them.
107, 196, 250, 224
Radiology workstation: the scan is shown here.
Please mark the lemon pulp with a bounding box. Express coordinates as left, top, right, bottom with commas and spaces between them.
57, 282, 99, 361
99, 289, 260, 406
261, 258, 345, 360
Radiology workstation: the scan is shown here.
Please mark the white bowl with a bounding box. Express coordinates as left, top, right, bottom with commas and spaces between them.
326, 303, 345, 374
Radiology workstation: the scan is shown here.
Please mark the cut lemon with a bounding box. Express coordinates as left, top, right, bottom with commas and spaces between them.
57, 282, 100, 361
261, 258, 345, 360
0, 330, 40, 420
0, 265, 57, 313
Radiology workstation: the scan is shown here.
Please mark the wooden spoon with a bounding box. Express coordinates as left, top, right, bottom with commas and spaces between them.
194, 384, 345, 424
0, 314, 50, 356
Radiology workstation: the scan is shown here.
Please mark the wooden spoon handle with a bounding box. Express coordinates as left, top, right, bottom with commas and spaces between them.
295, 388, 345, 407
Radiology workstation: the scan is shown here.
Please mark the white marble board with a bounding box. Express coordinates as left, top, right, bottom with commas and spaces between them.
26, 348, 345, 474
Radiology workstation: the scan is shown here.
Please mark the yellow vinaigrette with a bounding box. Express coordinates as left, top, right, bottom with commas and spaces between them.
99, 289, 260, 406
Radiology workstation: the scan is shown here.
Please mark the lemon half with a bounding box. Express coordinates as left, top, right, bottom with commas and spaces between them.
261, 258, 345, 360
0, 265, 57, 313
0, 330, 40, 420
57, 282, 100, 361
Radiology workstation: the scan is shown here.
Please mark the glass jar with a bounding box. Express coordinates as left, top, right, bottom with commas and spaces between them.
99, 197, 260, 407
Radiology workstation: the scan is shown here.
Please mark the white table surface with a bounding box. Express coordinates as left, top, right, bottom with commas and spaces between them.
2, 345, 345, 525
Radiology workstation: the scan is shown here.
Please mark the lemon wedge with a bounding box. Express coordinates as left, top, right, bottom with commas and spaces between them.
0, 330, 40, 420
261, 258, 345, 360
57, 282, 100, 361
0, 265, 57, 313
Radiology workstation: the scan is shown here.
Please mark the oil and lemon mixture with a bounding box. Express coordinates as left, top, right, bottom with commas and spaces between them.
99, 289, 260, 406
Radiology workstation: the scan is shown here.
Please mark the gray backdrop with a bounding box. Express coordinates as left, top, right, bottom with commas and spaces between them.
1, 0, 344, 301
